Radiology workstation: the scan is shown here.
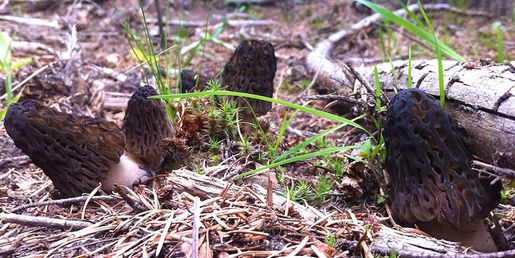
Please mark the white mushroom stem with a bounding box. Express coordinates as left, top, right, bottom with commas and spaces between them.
101, 154, 150, 192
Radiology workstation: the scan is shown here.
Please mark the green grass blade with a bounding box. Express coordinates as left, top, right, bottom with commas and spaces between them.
273, 114, 365, 163
418, 1, 445, 108
386, 53, 397, 90
234, 145, 363, 179
374, 66, 381, 110
398, 0, 426, 29
356, 0, 464, 61
154, 91, 367, 132
496, 25, 504, 63
407, 45, 413, 89
271, 110, 298, 159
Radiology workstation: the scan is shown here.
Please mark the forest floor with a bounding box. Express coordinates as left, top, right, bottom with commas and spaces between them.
0, 0, 514, 257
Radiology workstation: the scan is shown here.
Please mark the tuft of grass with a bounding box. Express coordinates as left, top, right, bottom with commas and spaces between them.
219, 100, 238, 136
325, 234, 336, 248
314, 175, 331, 202
209, 137, 221, 153
388, 247, 399, 258
329, 158, 345, 178
500, 187, 515, 202
284, 176, 332, 206
238, 135, 251, 153
238, 145, 363, 179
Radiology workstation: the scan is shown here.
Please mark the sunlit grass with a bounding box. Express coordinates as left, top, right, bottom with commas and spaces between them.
356, 0, 464, 62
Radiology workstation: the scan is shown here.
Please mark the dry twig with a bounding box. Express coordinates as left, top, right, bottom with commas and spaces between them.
0, 213, 92, 230
9, 196, 118, 213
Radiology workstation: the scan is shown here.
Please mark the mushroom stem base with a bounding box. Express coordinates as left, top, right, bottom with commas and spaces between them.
417, 219, 497, 252
101, 154, 150, 192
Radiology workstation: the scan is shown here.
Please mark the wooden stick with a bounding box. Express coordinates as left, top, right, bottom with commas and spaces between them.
113, 185, 147, 212
472, 160, 515, 179
303, 94, 361, 105
0, 213, 92, 230
9, 196, 119, 213
0, 15, 59, 28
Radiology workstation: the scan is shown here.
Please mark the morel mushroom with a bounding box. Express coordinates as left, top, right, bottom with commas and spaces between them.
383, 89, 501, 252
4, 100, 149, 198
221, 39, 276, 120
122, 86, 175, 169
180, 69, 210, 93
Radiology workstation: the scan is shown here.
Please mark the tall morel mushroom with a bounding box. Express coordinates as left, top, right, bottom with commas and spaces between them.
122, 85, 175, 169
221, 39, 276, 120
4, 100, 149, 198
383, 89, 501, 252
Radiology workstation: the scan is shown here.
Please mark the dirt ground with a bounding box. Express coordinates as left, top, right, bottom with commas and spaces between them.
0, 0, 514, 257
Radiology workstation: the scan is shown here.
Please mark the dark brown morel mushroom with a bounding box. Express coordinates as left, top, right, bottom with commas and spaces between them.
180, 69, 210, 93
4, 100, 149, 198
122, 86, 175, 169
383, 89, 501, 252
221, 39, 276, 119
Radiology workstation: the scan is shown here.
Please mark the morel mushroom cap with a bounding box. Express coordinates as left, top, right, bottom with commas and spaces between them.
383, 89, 500, 229
180, 69, 210, 93
221, 39, 276, 118
4, 99, 148, 198
122, 86, 175, 169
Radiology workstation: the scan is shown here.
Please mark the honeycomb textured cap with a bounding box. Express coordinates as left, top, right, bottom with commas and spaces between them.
222, 39, 276, 118
4, 99, 125, 198
122, 86, 175, 168
383, 89, 499, 228
180, 69, 209, 93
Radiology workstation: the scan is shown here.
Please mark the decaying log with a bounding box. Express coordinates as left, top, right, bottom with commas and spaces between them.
371, 225, 464, 257
371, 225, 515, 258
305, 3, 477, 94
356, 60, 515, 171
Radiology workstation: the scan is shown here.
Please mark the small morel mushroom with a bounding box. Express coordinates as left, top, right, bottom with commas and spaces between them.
383, 89, 501, 252
4, 100, 149, 198
221, 39, 276, 120
180, 69, 210, 93
122, 86, 175, 169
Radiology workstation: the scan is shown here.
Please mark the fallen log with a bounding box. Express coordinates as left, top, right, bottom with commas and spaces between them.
356, 59, 515, 171
305, 3, 484, 94
304, 1, 514, 172
371, 225, 515, 258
